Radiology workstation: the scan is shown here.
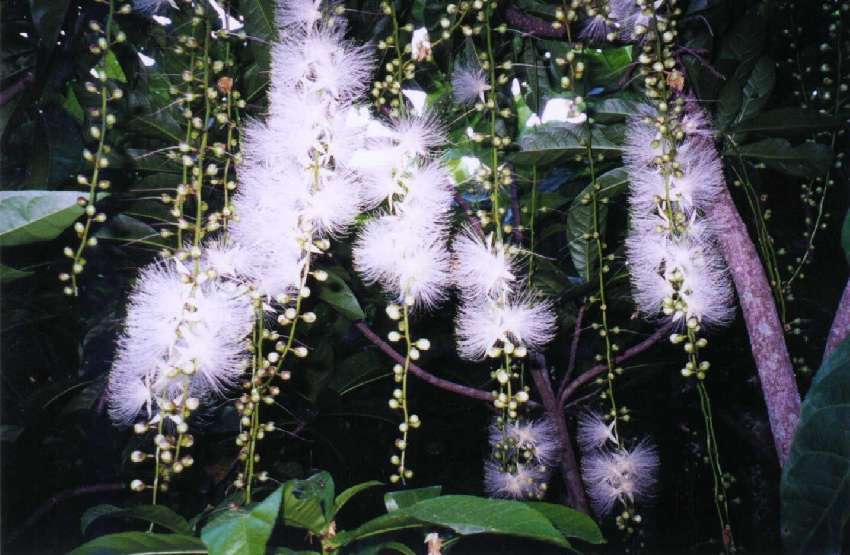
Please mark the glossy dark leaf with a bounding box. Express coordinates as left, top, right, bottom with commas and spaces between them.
512, 125, 621, 167
81, 504, 192, 535
384, 486, 442, 512
318, 269, 365, 321
781, 337, 850, 554
333, 481, 384, 518
733, 107, 844, 136
732, 138, 833, 178
201, 487, 283, 555
523, 502, 605, 544
68, 532, 205, 555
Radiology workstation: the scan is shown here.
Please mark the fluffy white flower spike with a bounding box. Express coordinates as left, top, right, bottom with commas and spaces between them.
108, 260, 253, 425
484, 461, 549, 500
581, 440, 659, 516
452, 227, 520, 301
456, 292, 556, 360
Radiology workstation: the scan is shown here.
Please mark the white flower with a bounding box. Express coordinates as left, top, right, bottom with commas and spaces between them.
278, 0, 324, 29
504, 418, 561, 465
353, 213, 452, 310
411, 27, 432, 62
525, 113, 542, 128
577, 410, 618, 451
540, 97, 587, 125
452, 63, 491, 105
510, 78, 522, 98
484, 461, 548, 499
581, 440, 659, 516
455, 291, 556, 360
108, 260, 253, 425
451, 228, 518, 301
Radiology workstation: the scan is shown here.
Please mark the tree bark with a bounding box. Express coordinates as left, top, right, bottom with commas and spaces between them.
823, 277, 850, 361
529, 354, 590, 513
710, 186, 801, 466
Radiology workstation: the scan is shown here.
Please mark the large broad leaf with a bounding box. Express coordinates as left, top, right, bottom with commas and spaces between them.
82, 504, 192, 535
400, 495, 572, 547
512, 125, 621, 167
318, 269, 365, 321
732, 138, 833, 178
333, 481, 384, 518
68, 532, 206, 555
280, 471, 336, 534
241, 0, 276, 100
733, 108, 844, 137
0, 191, 87, 247
780, 337, 850, 554
201, 487, 283, 555
584, 46, 634, 87
523, 502, 605, 544
384, 486, 442, 512
716, 56, 774, 131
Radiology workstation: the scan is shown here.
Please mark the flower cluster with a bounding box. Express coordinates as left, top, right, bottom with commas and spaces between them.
60, 0, 132, 296
579, 413, 659, 521
107, 0, 377, 502
485, 417, 559, 499
351, 112, 454, 483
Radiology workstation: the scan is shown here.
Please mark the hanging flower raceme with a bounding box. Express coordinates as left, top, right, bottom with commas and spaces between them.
581, 437, 659, 518
351, 111, 454, 484
485, 417, 559, 499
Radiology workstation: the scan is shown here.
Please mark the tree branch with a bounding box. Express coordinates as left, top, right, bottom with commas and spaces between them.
529, 353, 590, 513
824, 276, 850, 361
354, 320, 514, 405
710, 185, 800, 466
559, 322, 673, 406
558, 304, 586, 401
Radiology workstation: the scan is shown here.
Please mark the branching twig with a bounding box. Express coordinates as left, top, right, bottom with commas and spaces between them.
559, 322, 674, 406
353, 321, 518, 406
558, 304, 586, 400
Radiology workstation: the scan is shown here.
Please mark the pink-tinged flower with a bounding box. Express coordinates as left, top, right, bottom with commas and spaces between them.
581, 439, 659, 516
452, 63, 491, 105
577, 410, 617, 451
451, 227, 520, 301
455, 291, 556, 360
579, 14, 613, 44
277, 0, 327, 29
507, 418, 561, 465
484, 461, 549, 499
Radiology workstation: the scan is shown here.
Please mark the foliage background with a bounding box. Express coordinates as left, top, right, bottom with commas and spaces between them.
1, 0, 848, 552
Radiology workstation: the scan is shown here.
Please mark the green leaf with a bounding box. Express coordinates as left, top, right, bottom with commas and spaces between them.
401, 495, 571, 547
566, 183, 604, 281
589, 96, 646, 123
523, 502, 605, 544
0, 264, 33, 283
333, 511, 424, 547
280, 472, 335, 534
732, 138, 833, 178
512, 125, 621, 167
0, 191, 86, 247
733, 107, 844, 136
241, 0, 276, 99
201, 487, 283, 555
333, 481, 384, 518
318, 269, 365, 321
68, 532, 206, 555
717, 57, 774, 131
82, 504, 192, 535
103, 50, 127, 83
584, 45, 634, 87
781, 337, 850, 554
384, 486, 442, 512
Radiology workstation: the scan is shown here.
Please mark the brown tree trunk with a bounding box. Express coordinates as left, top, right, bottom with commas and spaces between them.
711, 186, 801, 466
